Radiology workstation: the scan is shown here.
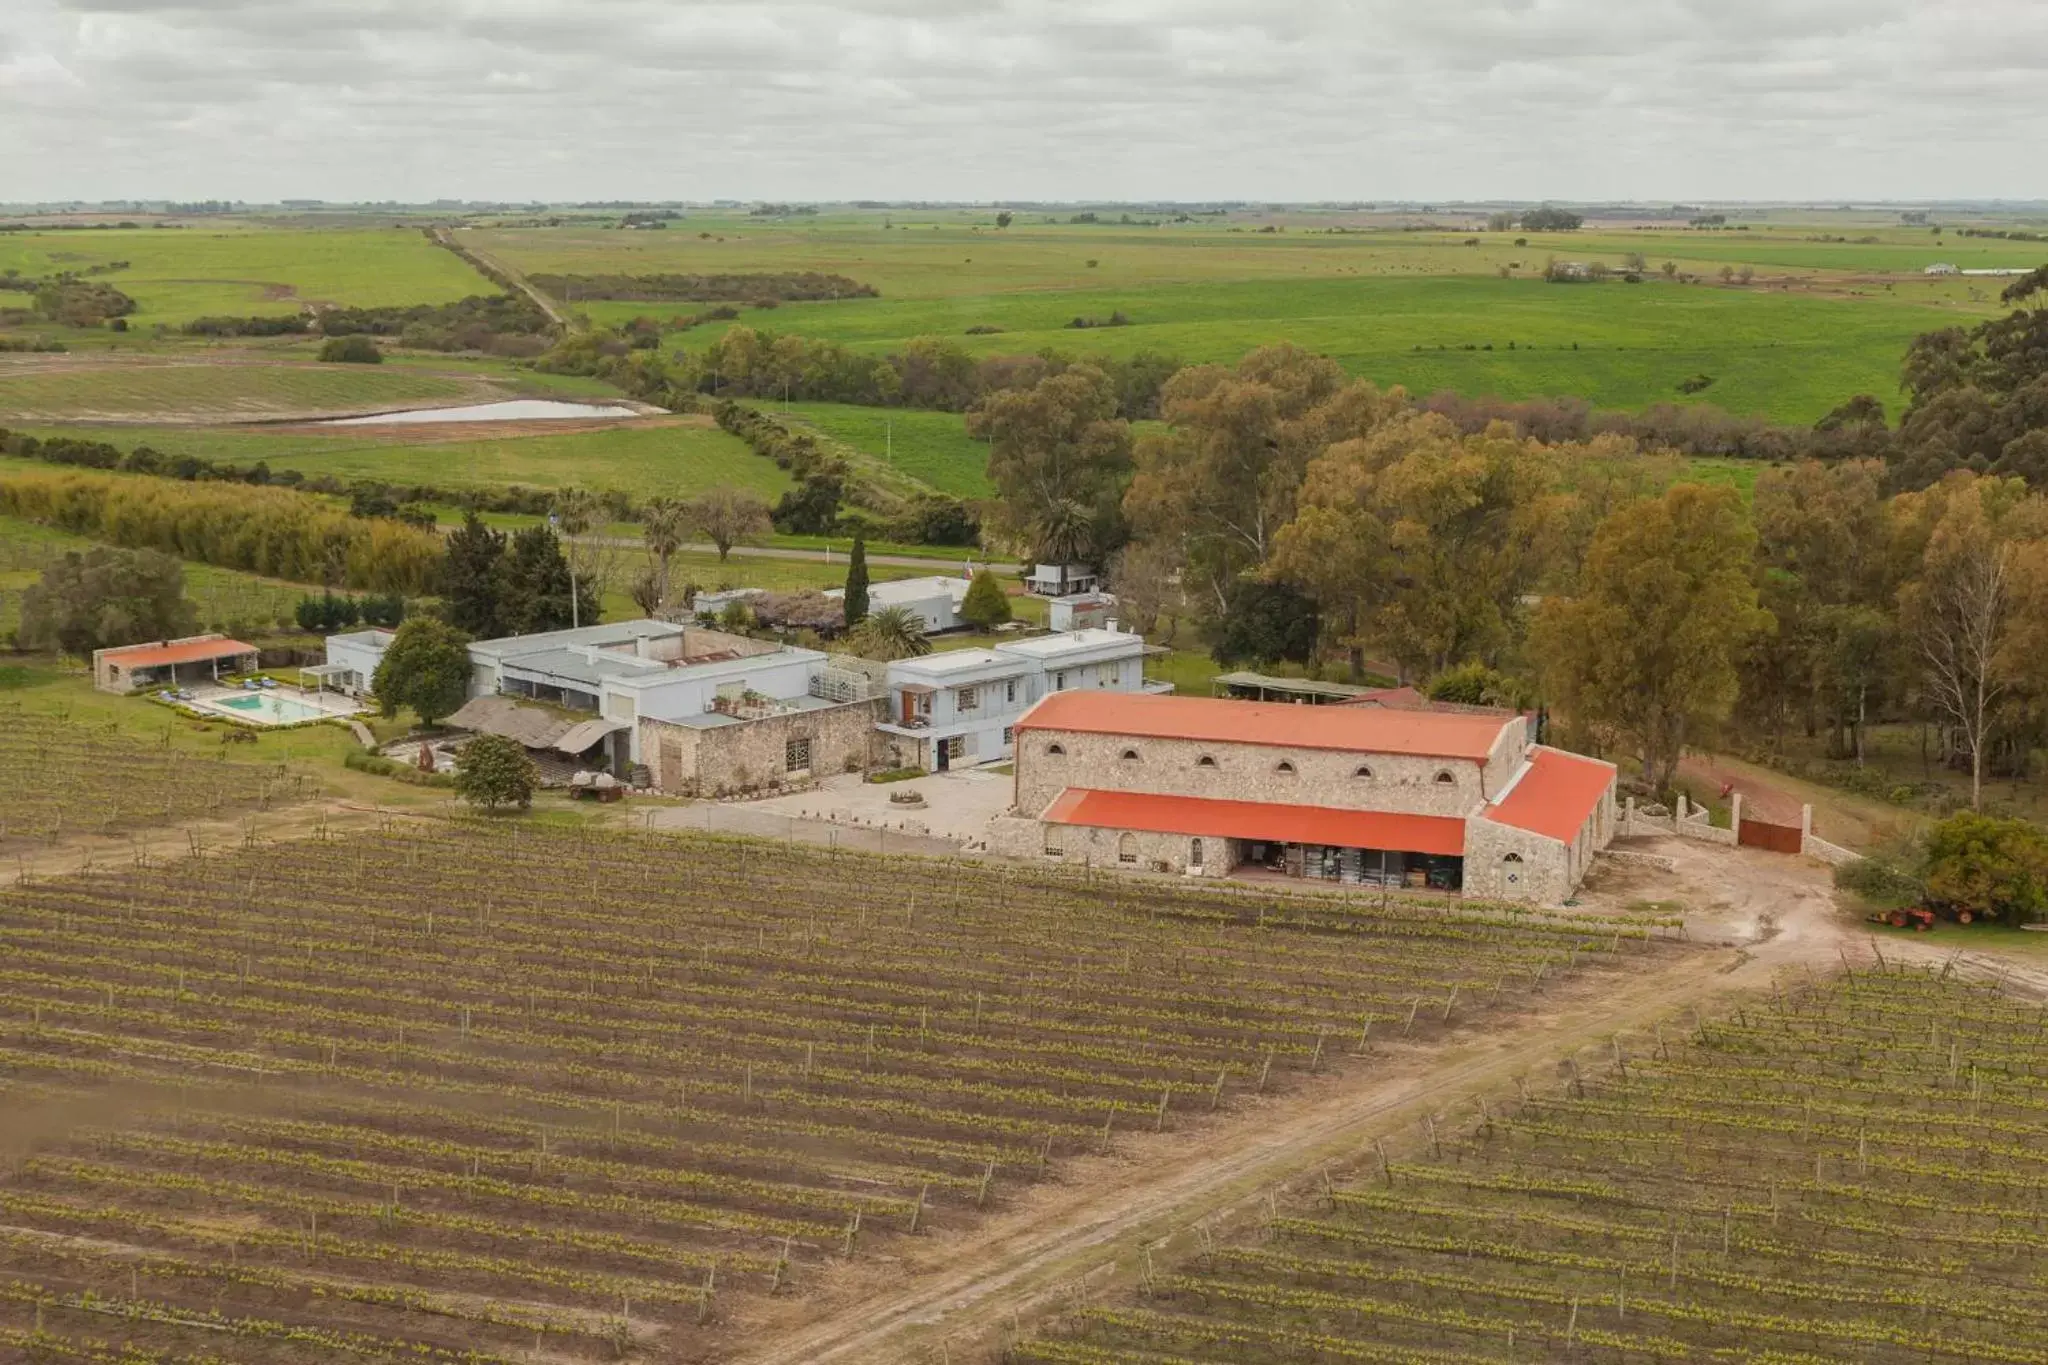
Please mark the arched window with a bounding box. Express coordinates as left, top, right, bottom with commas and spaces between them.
1120, 748, 1141, 762
1433, 769, 1456, 785
1190, 838, 1205, 868
1275, 760, 1296, 775
1046, 743, 1066, 756
1503, 852, 1523, 862
1354, 764, 1374, 779
1196, 755, 1218, 768
1117, 833, 1139, 864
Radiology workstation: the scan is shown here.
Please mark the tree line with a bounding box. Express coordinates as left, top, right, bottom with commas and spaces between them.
0, 468, 444, 596
964, 325, 2048, 817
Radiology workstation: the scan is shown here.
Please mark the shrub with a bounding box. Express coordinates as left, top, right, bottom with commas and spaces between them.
959, 569, 1013, 630
319, 335, 383, 364
454, 734, 540, 811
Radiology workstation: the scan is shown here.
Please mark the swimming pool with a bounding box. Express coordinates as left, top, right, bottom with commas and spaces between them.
202, 692, 342, 725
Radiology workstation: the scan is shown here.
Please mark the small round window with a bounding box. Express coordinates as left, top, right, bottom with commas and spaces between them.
1433, 770, 1456, 785
1275, 760, 1296, 775
1354, 765, 1374, 779
1120, 748, 1141, 762
1196, 755, 1217, 768
1046, 743, 1066, 756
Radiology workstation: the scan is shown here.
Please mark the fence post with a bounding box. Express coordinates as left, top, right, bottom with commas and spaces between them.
1730, 791, 1742, 832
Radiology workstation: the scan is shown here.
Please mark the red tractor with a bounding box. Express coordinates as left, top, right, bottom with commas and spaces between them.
1868, 906, 1936, 931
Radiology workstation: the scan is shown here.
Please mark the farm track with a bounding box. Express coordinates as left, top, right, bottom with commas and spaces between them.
729, 923, 1807, 1364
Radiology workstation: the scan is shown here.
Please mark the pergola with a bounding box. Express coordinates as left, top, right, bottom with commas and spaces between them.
297, 662, 356, 695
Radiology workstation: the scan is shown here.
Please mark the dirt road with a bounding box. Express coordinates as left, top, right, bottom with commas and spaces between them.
730, 838, 1867, 1365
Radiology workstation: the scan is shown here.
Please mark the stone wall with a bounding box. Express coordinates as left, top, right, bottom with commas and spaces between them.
988, 814, 1224, 877
1618, 793, 1737, 846
1462, 818, 1576, 904
1013, 723, 1524, 819
641, 697, 884, 799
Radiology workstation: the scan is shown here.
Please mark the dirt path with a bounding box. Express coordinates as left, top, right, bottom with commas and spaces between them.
1676, 752, 1802, 824
729, 869, 1852, 1365
436, 227, 575, 332
726, 837, 1894, 1365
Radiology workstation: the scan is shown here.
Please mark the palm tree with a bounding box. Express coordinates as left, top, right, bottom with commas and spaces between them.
641, 496, 689, 610
849, 605, 932, 662
1034, 497, 1095, 566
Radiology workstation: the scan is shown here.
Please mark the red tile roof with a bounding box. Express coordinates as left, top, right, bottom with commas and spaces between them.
1042, 788, 1467, 856
1483, 747, 1615, 843
99, 638, 259, 669
1017, 691, 1514, 762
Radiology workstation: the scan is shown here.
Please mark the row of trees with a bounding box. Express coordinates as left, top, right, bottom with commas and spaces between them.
0, 468, 444, 595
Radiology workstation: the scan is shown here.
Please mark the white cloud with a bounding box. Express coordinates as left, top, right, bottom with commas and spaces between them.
0, 0, 2042, 201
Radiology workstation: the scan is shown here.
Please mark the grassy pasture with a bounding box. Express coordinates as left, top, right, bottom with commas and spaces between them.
480, 216, 2030, 423
0, 226, 487, 328
0, 358, 481, 423
18, 417, 792, 502
762, 400, 994, 498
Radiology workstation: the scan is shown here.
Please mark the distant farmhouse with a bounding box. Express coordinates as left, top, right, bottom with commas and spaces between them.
990, 692, 1615, 904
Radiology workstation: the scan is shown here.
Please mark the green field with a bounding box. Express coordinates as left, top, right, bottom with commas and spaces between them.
0, 226, 486, 329
0, 359, 484, 423
479, 214, 2039, 423
21, 417, 792, 502
763, 400, 993, 497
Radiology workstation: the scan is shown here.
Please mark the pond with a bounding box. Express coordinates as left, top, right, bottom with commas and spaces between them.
323, 399, 643, 426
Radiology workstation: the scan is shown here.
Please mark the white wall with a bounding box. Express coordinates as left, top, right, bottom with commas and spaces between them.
614, 654, 820, 735
324, 636, 387, 695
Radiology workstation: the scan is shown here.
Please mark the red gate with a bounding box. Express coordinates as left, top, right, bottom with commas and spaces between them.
1738, 818, 1802, 854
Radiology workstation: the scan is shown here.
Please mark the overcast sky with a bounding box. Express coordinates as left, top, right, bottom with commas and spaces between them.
3, 0, 2044, 205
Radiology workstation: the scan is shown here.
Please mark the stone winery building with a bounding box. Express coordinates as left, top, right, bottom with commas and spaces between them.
989, 691, 1617, 903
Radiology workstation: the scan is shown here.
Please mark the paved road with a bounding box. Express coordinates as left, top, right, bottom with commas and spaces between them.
582, 535, 1019, 574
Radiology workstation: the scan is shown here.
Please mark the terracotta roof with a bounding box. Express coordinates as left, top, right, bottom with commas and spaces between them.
1483, 746, 1616, 843
1042, 788, 1467, 856
1017, 690, 1514, 762
100, 638, 258, 669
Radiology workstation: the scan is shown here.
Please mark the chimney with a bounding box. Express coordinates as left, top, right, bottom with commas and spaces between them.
636, 636, 650, 659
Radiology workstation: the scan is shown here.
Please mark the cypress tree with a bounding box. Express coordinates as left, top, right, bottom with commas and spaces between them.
499, 525, 593, 636
443, 512, 507, 638
843, 533, 870, 628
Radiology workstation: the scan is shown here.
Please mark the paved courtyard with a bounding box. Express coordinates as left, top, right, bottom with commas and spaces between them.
743, 766, 1015, 845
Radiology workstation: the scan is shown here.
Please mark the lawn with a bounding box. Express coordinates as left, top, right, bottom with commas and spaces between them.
0, 225, 489, 329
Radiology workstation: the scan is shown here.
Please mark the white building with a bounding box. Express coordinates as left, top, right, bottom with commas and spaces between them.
1047, 592, 1117, 632
1024, 563, 1099, 598
327, 619, 827, 772
824, 575, 973, 634
876, 628, 1164, 771
322, 629, 395, 697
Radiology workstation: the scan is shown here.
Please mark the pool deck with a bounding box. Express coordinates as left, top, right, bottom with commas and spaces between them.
181, 684, 364, 727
